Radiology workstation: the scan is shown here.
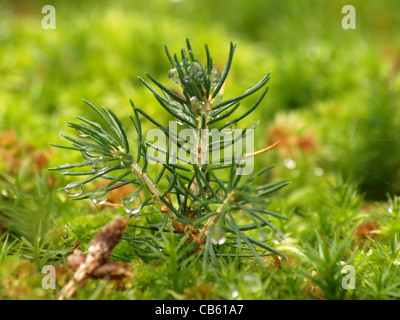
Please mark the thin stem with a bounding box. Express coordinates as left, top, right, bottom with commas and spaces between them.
130, 162, 167, 212
245, 141, 280, 158
198, 191, 234, 243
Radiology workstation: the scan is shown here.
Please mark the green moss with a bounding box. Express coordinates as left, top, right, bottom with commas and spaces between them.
1, 0, 400, 300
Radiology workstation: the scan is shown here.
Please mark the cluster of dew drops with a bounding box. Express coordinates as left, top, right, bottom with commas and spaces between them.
61, 133, 143, 220
61, 61, 233, 225
168, 61, 221, 123
167, 60, 220, 88
168, 61, 239, 245
168, 62, 237, 135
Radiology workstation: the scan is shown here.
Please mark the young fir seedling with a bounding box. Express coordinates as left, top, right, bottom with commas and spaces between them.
49, 40, 289, 265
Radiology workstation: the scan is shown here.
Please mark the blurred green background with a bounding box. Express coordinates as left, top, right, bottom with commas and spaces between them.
1, 0, 400, 201
2, 0, 400, 301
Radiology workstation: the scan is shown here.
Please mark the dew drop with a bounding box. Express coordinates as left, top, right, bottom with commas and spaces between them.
1, 188, 15, 199
222, 123, 237, 134
91, 158, 108, 171
90, 189, 108, 205
65, 183, 82, 197
188, 61, 204, 81
273, 239, 280, 245
59, 164, 71, 174
82, 147, 102, 161
211, 228, 226, 245
76, 129, 89, 138
174, 110, 188, 125
100, 132, 113, 140
210, 65, 221, 86
273, 231, 285, 244
123, 193, 142, 215
231, 290, 239, 299
388, 205, 394, 214
190, 96, 202, 113
258, 229, 269, 241
168, 68, 181, 84
189, 96, 198, 104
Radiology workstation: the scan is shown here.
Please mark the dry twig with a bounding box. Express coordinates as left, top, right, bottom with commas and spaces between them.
58, 216, 131, 300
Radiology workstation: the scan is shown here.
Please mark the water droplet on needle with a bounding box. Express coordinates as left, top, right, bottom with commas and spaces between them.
168, 68, 180, 84
65, 183, 82, 197
211, 227, 226, 245
123, 192, 142, 216
90, 189, 108, 205
76, 129, 89, 138
59, 164, 71, 174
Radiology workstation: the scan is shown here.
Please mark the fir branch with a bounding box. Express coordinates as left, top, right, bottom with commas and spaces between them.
50, 39, 287, 265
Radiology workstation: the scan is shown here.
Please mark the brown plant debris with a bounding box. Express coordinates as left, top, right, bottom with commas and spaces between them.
0, 130, 51, 175
58, 216, 131, 299
355, 220, 380, 241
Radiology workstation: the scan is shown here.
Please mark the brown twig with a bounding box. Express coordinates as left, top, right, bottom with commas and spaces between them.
57, 216, 131, 300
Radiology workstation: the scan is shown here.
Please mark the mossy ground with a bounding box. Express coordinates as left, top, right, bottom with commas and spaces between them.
1, 0, 400, 300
